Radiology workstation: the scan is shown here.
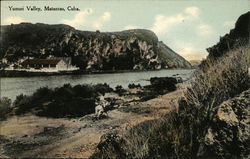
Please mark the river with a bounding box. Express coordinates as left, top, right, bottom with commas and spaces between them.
1, 69, 194, 101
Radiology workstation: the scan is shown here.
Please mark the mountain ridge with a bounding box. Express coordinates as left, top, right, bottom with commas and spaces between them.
0, 23, 191, 70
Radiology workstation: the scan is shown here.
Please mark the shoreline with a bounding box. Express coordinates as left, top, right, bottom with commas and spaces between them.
0, 68, 193, 78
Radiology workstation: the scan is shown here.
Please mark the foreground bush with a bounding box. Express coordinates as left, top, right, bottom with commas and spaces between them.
185, 46, 250, 111
13, 83, 113, 118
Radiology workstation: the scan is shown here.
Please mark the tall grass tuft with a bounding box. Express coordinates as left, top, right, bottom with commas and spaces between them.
185, 46, 250, 110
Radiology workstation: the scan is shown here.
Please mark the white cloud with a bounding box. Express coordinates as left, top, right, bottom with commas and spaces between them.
172, 41, 207, 60
92, 22, 103, 30
92, 11, 111, 30
151, 6, 200, 35
185, 7, 199, 18
124, 25, 139, 30
61, 8, 93, 28
179, 47, 207, 61
223, 21, 235, 28
61, 9, 111, 30
3, 16, 25, 25
151, 14, 185, 34
101, 12, 111, 21
196, 24, 214, 36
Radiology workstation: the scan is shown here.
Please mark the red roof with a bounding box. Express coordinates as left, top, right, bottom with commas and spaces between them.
22, 59, 61, 65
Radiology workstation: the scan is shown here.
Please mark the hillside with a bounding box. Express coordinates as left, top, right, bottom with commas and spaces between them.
207, 11, 250, 58
0, 23, 191, 71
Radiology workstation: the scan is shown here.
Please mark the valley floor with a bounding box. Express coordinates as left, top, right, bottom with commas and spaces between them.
0, 87, 183, 158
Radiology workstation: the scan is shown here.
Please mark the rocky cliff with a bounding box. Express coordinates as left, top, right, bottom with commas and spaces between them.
0, 23, 191, 71
207, 11, 250, 58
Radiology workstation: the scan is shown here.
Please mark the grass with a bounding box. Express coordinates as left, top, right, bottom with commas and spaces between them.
184, 46, 250, 110
92, 113, 193, 159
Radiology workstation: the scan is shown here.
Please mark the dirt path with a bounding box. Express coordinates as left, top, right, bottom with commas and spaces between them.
0, 89, 183, 158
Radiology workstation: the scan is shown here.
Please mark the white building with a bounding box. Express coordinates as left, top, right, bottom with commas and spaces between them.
21, 59, 70, 71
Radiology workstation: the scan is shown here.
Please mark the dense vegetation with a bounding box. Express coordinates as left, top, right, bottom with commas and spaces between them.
13, 83, 113, 118
1, 75, 179, 119
0, 97, 12, 120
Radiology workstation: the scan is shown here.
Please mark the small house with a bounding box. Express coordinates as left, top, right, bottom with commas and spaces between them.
21, 59, 68, 70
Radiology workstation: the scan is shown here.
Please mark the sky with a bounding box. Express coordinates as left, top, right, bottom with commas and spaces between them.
1, 0, 249, 61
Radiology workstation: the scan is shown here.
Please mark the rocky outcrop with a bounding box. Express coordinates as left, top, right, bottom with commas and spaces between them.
207, 11, 250, 58
91, 132, 127, 159
197, 89, 250, 158
149, 77, 180, 92
137, 77, 182, 101
0, 23, 191, 71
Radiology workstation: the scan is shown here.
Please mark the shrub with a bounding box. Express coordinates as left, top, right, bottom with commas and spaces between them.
13, 83, 113, 118
14, 94, 31, 115
0, 97, 12, 120
32, 87, 53, 103
91, 119, 157, 159
150, 77, 178, 92
115, 85, 126, 95
128, 83, 141, 89
14, 88, 52, 115
93, 83, 113, 94
37, 97, 95, 118
92, 114, 190, 159
185, 46, 250, 110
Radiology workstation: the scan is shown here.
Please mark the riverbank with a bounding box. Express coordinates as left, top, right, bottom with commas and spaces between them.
0, 68, 193, 78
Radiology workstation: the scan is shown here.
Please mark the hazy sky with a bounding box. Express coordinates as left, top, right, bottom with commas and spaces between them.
1, 0, 249, 60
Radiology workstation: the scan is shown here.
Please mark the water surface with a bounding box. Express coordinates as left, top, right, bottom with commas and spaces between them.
1, 69, 194, 101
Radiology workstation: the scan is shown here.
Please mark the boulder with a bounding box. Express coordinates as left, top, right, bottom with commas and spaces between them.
90, 132, 126, 159
198, 89, 250, 158
149, 77, 179, 91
